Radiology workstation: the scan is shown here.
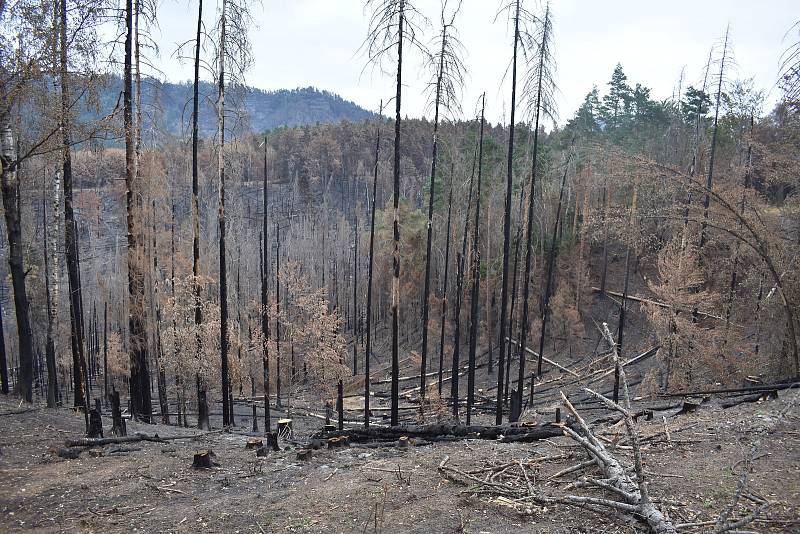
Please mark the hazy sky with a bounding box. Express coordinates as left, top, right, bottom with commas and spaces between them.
149, 0, 797, 125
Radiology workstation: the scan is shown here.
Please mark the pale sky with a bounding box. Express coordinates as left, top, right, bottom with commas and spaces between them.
148, 0, 798, 125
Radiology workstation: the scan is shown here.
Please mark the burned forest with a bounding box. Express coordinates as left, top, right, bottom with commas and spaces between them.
0, 0, 799, 532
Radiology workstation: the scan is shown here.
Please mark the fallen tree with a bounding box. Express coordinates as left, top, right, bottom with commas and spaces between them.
319, 421, 569, 443
440, 323, 678, 533
439, 323, 772, 533
65, 430, 220, 448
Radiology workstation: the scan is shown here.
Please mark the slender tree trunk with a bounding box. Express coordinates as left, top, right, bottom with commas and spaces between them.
466, 95, 486, 424
275, 222, 282, 409
103, 301, 108, 406
451, 140, 478, 418
437, 171, 453, 396
191, 0, 207, 430
725, 116, 753, 329
613, 247, 630, 403
390, 2, 406, 427
699, 25, 729, 251
261, 138, 272, 433
504, 226, 521, 406
419, 23, 447, 411
50, 168, 62, 402
0, 288, 8, 395
43, 189, 58, 407
218, 0, 230, 427
353, 216, 358, 375
58, 0, 87, 410
152, 201, 169, 424
364, 102, 382, 428
512, 40, 545, 421
72, 222, 91, 426
0, 138, 33, 402
495, 0, 520, 424
535, 150, 571, 395
0, 127, 34, 403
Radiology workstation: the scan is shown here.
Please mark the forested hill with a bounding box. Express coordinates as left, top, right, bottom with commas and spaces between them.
94, 76, 374, 135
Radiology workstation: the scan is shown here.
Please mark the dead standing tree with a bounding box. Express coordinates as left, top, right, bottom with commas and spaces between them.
495, 0, 528, 424
362, 0, 428, 425
512, 1, 556, 420
466, 94, 486, 424
363, 101, 384, 429
124, 0, 152, 421
419, 0, 465, 413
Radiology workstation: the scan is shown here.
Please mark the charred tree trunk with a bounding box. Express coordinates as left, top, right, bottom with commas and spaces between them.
438, 169, 453, 396
261, 137, 272, 433
275, 222, 282, 409
466, 95, 486, 425
191, 0, 206, 430
505, 227, 522, 407
512, 44, 545, 421
534, 150, 571, 400
352, 216, 359, 375
613, 247, 631, 403
0, 292, 8, 395
451, 140, 478, 418
0, 126, 34, 403
495, 0, 521, 425
390, 2, 406, 427
110, 387, 127, 436
151, 201, 169, 424
699, 26, 729, 252
364, 102, 382, 429
58, 0, 87, 410
217, 0, 231, 427
124, 0, 151, 422
420, 21, 448, 409
103, 302, 108, 406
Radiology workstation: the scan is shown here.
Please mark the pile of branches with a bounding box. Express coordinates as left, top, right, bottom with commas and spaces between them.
439, 323, 769, 534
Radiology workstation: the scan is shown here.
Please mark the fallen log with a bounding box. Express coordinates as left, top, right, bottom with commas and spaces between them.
66, 433, 166, 447
506, 337, 580, 378
720, 390, 778, 409
65, 430, 218, 448
319, 422, 570, 443
660, 382, 798, 397
591, 287, 727, 322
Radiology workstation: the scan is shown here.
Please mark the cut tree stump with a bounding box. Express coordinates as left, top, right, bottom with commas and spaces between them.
296, 448, 312, 461
110, 389, 126, 437
192, 449, 219, 469
88, 406, 103, 438
245, 438, 263, 450
327, 436, 350, 449
55, 447, 82, 459
265, 432, 280, 451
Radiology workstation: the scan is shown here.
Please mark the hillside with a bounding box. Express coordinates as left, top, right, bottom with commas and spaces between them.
92, 76, 374, 136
